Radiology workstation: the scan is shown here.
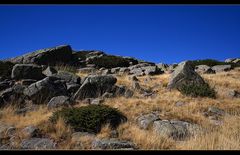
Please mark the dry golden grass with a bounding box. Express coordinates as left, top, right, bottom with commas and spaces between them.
117, 123, 176, 150
0, 105, 52, 128
0, 67, 240, 150
103, 68, 240, 150
177, 116, 240, 150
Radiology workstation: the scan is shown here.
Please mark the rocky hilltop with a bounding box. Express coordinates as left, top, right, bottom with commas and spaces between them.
0, 45, 240, 150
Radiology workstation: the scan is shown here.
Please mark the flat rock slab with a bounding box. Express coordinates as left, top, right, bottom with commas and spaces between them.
20, 138, 56, 150
11, 64, 45, 80
153, 120, 202, 140
8, 45, 72, 66
92, 138, 135, 150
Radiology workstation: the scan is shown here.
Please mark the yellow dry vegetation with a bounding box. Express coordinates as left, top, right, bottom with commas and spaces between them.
0, 67, 240, 150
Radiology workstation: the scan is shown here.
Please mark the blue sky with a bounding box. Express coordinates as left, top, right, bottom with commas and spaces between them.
0, 5, 240, 64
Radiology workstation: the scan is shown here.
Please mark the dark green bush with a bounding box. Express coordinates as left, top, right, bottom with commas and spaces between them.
190, 59, 240, 68
87, 55, 131, 68
49, 105, 127, 133
178, 83, 216, 98
0, 61, 14, 79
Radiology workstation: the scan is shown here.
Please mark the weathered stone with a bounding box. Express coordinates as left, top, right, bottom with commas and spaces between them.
124, 89, 134, 98
0, 80, 14, 92
73, 75, 117, 100
47, 96, 71, 109
132, 81, 142, 90
0, 61, 15, 80
233, 58, 240, 63
142, 91, 156, 98
137, 113, 160, 130
11, 64, 45, 80
156, 63, 169, 71
21, 126, 40, 138
153, 120, 201, 140
71, 132, 95, 147
119, 67, 130, 74
206, 107, 225, 117
42, 66, 57, 76
195, 65, 215, 74
8, 45, 73, 66
23, 76, 68, 104
167, 61, 206, 90
92, 138, 135, 150
66, 83, 80, 95
175, 101, 186, 107
101, 69, 111, 75
129, 68, 144, 76
143, 66, 163, 75
211, 65, 232, 72
228, 90, 240, 98
0, 122, 15, 139
51, 71, 81, 84
20, 138, 56, 150
112, 85, 126, 97
225, 58, 236, 63
111, 67, 121, 74
90, 98, 104, 105
0, 84, 27, 106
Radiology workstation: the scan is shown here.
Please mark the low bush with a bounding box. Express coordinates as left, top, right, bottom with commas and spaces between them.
178, 83, 216, 98
49, 105, 127, 133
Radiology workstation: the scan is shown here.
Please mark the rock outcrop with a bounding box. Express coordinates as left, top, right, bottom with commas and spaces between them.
73, 75, 117, 100
23, 76, 68, 104
8, 45, 73, 66
167, 61, 206, 89
11, 64, 45, 80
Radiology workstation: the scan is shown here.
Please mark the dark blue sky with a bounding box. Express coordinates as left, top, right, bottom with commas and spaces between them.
0, 5, 240, 64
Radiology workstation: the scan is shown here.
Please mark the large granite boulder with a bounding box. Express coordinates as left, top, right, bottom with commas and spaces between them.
137, 113, 160, 130
23, 76, 68, 104
0, 84, 27, 107
0, 61, 15, 80
143, 66, 164, 75
195, 65, 215, 74
73, 75, 117, 100
42, 66, 57, 76
47, 96, 71, 109
211, 65, 232, 72
167, 61, 206, 89
51, 71, 81, 84
225, 58, 240, 63
11, 64, 45, 80
153, 120, 202, 140
8, 45, 73, 66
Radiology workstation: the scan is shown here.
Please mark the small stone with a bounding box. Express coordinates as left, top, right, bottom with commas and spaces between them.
175, 101, 186, 107
90, 98, 104, 105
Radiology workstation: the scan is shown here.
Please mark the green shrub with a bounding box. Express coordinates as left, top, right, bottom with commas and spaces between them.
49, 105, 127, 133
178, 83, 216, 98
87, 55, 131, 68
0, 61, 14, 79
190, 59, 240, 68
